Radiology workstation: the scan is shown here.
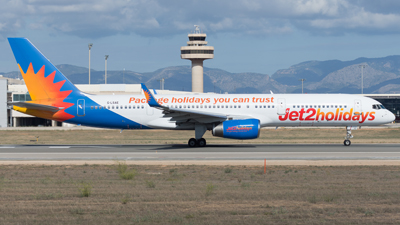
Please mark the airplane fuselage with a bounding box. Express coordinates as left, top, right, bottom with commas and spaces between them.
66, 93, 393, 129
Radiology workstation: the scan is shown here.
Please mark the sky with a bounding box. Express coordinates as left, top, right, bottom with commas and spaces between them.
1, 0, 400, 76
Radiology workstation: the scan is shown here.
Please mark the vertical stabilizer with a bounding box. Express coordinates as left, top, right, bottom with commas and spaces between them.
8, 38, 80, 100
8, 38, 80, 122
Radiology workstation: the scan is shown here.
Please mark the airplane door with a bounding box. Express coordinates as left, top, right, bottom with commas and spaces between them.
277, 99, 286, 115
77, 99, 85, 116
146, 105, 154, 116
354, 99, 362, 114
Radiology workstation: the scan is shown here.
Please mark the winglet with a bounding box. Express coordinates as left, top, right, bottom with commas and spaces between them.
141, 83, 162, 107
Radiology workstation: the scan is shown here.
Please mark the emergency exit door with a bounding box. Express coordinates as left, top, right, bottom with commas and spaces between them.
277, 99, 286, 115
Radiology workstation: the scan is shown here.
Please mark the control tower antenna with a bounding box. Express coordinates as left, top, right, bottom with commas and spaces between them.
180, 25, 214, 93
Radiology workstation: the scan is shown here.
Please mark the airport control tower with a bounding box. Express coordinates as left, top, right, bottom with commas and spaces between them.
181, 25, 214, 93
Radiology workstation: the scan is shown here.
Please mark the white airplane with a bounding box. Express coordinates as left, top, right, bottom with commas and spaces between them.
8, 38, 395, 147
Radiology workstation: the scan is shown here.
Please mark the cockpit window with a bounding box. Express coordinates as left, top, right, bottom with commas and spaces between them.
372, 104, 385, 110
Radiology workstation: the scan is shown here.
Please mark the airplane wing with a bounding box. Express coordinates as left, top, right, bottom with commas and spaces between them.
141, 83, 230, 123
8, 102, 64, 113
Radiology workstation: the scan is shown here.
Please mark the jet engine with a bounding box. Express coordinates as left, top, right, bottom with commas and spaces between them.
212, 119, 260, 139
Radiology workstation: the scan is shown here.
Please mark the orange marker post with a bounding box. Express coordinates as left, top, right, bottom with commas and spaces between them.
264, 159, 266, 174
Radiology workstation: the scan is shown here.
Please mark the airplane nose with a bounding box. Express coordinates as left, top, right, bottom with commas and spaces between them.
388, 111, 395, 123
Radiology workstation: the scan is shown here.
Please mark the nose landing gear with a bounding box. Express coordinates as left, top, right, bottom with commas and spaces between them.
344, 126, 355, 146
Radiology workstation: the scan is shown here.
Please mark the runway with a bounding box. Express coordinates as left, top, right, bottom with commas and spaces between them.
1, 144, 400, 164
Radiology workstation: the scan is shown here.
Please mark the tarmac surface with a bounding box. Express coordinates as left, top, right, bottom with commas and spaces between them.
1, 144, 400, 165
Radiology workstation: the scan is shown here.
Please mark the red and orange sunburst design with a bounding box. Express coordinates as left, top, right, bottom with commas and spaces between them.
13, 63, 75, 121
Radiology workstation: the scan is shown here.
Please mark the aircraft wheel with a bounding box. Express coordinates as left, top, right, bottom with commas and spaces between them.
343, 140, 351, 146
188, 138, 197, 147
198, 138, 206, 147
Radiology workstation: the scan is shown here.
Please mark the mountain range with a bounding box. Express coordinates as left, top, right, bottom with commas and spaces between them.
2, 55, 400, 94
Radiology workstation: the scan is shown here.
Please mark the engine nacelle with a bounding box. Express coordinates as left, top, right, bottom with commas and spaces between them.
212, 119, 260, 139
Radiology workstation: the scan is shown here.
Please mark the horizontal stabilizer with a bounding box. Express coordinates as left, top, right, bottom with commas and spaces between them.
8, 102, 63, 113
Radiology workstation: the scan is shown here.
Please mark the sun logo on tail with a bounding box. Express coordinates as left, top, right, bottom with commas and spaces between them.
16, 63, 74, 121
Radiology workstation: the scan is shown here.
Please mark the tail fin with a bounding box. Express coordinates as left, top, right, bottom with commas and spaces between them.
8, 38, 80, 122
8, 38, 80, 100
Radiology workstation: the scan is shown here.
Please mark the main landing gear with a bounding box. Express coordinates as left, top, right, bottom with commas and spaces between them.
188, 124, 208, 147
188, 138, 206, 147
343, 126, 355, 146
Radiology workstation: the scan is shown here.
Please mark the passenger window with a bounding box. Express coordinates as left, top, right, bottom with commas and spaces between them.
305, 105, 308, 108
91, 106, 94, 109
238, 105, 241, 108
99, 106, 102, 109
268, 105, 270, 108
318, 105, 321, 108
94, 106, 98, 109
272, 106, 275, 108
327, 106, 329, 108
213, 105, 216, 108
112, 106, 114, 109
141, 106, 144, 109
255, 106, 258, 108
247, 105, 249, 108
